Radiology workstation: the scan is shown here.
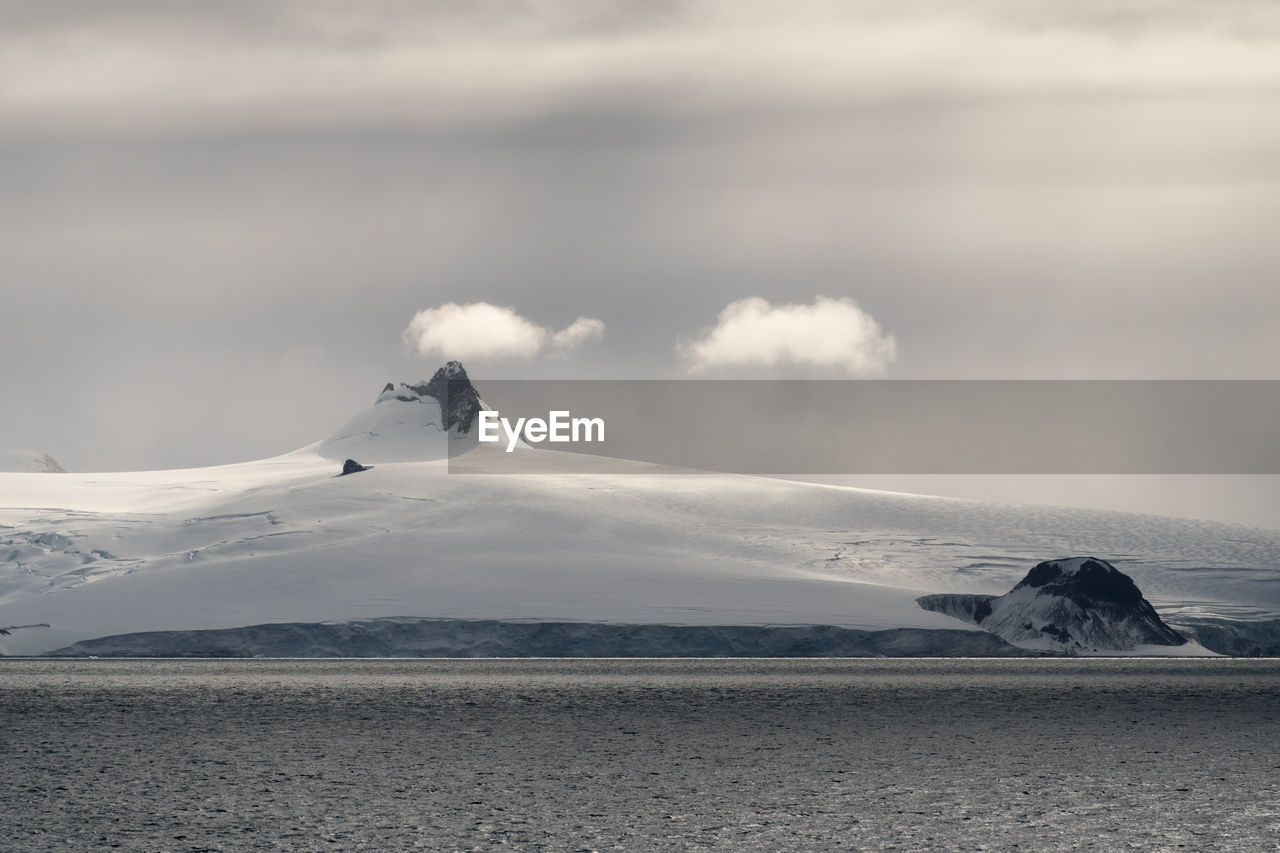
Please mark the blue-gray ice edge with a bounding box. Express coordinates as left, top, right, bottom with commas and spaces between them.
42, 618, 1039, 658
36, 615, 1280, 658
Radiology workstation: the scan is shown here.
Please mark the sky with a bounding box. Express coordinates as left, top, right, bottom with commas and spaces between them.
2, 1, 1278, 523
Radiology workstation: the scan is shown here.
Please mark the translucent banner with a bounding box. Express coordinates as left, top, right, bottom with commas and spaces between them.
446, 380, 1280, 475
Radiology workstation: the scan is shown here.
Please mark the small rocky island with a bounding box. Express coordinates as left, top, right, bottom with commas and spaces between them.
918, 557, 1188, 653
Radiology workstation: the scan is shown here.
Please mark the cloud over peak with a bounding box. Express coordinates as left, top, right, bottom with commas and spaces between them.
403, 302, 604, 363
681, 296, 897, 375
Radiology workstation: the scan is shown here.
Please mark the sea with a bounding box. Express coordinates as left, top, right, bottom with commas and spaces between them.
1, 659, 1277, 851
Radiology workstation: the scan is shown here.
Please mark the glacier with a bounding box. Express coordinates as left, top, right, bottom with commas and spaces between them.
2, 365, 1278, 656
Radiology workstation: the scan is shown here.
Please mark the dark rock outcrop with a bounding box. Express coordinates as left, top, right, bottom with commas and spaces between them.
340, 459, 370, 476
378, 361, 483, 433
919, 557, 1187, 652
915, 593, 996, 624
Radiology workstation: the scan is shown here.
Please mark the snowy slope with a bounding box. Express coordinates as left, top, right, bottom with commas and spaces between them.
2, 379, 1279, 655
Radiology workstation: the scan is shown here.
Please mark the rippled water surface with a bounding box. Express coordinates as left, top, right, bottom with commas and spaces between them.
2, 659, 1278, 851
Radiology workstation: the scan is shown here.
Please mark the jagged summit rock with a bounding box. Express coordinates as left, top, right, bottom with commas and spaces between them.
375, 361, 483, 434
419, 361, 483, 433
918, 557, 1187, 653
318, 362, 489, 464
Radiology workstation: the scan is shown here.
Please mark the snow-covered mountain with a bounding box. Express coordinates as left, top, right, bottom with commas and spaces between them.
1, 365, 1278, 656
919, 558, 1190, 653
0, 449, 65, 473
318, 361, 484, 464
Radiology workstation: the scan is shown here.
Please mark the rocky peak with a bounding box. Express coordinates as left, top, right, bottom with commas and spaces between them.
918, 557, 1187, 652
375, 361, 483, 433
1014, 557, 1146, 611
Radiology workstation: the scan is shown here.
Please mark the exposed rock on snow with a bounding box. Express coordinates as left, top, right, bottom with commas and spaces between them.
340, 459, 370, 476
420, 361, 483, 433
919, 558, 1188, 653
319, 362, 488, 463
377, 361, 483, 433
0, 450, 65, 473
913, 593, 996, 624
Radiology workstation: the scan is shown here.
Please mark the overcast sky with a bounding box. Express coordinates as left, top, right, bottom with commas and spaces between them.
2, 1, 1278, 523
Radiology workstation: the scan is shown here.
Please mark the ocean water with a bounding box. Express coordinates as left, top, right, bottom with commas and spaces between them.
1, 659, 1277, 851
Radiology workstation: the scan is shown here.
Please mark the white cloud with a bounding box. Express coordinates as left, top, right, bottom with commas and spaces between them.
681, 296, 897, 375
550, 316, 605, 351
403, 302, 604, 362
